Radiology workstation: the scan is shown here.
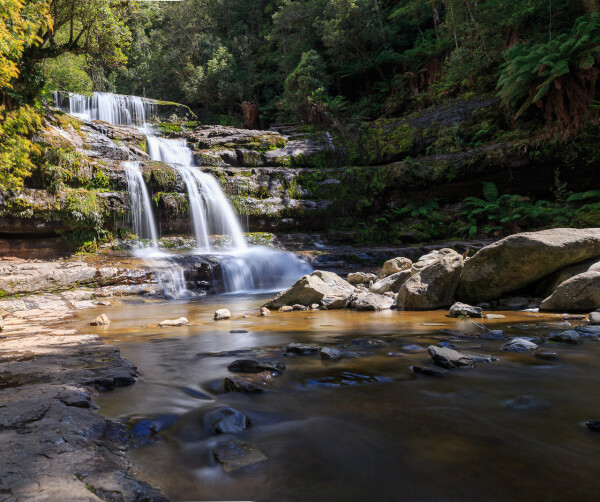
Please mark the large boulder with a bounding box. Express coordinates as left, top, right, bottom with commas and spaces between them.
395, 249, 464, 310
369, 270, 412, 295
535, 257, 600, 297
378, 257, 412, 279
348, 292, 394, 311
347, 272, 377, 285
457, 229, 600, 303
264, 270, 356, 309
540, 271, 600, 311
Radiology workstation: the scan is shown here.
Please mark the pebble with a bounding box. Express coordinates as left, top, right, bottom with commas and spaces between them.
501, 338, 539, 352
320, 347, 343, 361
549, 330, 582, 344
534, 351, 561, 362
214, 309, 231, 320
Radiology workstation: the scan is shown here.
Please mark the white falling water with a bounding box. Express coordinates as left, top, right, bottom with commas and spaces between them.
58, 92, 155, 125
55, 91, 312, 295
124, 162, 159, 246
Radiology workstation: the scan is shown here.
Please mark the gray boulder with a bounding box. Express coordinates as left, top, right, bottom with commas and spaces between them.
349, 292, 394, 311
369, 269, 412, 295
535, 257, 600, 297
396, 249, 464, 310
265, 270, 356, 309
457, 228, 600, 303
347, 272, 377, 285
502, 338, 539, 352
378, 257, 412, 279
428, 345, 474, 369
449, 302, 483, 318
540, 271, 600, 311
549, 330, 582, 344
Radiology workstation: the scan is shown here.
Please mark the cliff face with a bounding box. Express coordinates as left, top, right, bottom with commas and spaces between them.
1, 97, 599, 251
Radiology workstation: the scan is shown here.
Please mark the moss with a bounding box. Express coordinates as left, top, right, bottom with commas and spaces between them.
358, 120, 416, 165
149, 167, 179, 192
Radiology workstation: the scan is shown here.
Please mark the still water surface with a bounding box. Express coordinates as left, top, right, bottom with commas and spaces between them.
76, 295, 600, 501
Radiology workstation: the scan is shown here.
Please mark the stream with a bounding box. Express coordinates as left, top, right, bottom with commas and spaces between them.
68, 296, 600, 501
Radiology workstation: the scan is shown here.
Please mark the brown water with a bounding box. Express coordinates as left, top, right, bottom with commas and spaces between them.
74, 296, 600, 501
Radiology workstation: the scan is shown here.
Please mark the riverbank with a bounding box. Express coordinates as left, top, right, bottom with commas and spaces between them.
0, 291, 166, 501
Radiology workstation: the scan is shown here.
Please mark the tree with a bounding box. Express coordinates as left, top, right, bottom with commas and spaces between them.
0, 0, 52, 94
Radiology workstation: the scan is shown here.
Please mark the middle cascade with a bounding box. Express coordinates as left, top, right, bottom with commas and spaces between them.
144, 134, 312, 293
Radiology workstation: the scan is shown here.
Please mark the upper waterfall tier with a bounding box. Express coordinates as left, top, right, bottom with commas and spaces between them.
53, 91, 194, 125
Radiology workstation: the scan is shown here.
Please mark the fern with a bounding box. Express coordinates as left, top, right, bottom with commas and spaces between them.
567, 190, 600, 202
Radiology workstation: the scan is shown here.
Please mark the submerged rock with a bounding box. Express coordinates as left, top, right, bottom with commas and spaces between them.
428, 345, 474, 369
204, 407, 250, 434
505, 395, 551, 411
214, 309, 232, 320
396, 249, 464, 310
458, 228, 600, 303
227, 359, 285, 374
575, 325, 600, 336
285, 342, 321, 354
501, 338, 539, 352
585, 421, 600, 432
534, 351, 561, 362
540, 271, 600, 311
549, 330, 582, 344
213, 440, 267, 472
158, 317, 188, 327
401, 344, 427, 353
89, 314, 111, 326
224, 372, 271, 393
412, 365, 447, 377
320, 347, 343, 361
449, 302, 483, 318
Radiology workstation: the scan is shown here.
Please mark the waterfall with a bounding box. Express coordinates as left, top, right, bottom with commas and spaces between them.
124, 162, 159, 246
56, 92, 155, 125
55, 91, 312, 295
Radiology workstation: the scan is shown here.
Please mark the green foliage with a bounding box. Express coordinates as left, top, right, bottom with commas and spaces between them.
0, 105, 42, 189
41, 53, 92, 94
497, 12, 600, 126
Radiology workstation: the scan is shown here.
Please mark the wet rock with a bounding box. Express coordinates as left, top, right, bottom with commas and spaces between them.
227, 359, 285, 374
549, 330, 582, 344
279, 306, 293, 312
352, 338, 388, 348
214, 309, 232, 320
259, 307, 271, 316
505, 395, 551, 411
320, 347, 343, 361
470, 354, 498, 364
229, 329, 248, 333
589, 311, 600, 324
369, 270, 412, 295
575, 325, 600, 336
224, 372, 271, 393
387, 352, 404, 357
89, 314, 111, 326
480, 330, 505, 340
585, 421, 600, 432
349, 292, 394, 311
347, 272, 377, 285
158, 317, 188, 327
501, 338, 539, 352
293, 304, 308, 311
428, 345, 474, 369
396, 249, 464, 310
285, 342, 321, 354
213, 440, 268, 472
265, 270, 356, 310
204, 407, 250, 434
449, 302, 483, 318
534, 351, 562, 362
378, 257, 412, 279
484, 314, 506, 319
541, 271, 600, 311
458, 228, 600, 303
412, 365, 447, 377
401, 344, 426, 353
311, 303, 320, 310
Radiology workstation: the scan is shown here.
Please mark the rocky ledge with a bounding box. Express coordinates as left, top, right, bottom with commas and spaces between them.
0, 292, 166, 501
265, 228, 600, 313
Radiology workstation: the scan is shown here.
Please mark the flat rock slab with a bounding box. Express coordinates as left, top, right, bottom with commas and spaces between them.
224, 372, 272, 393
213, 440, 268, 472
285, 343, 321, 354
227, 359, 285, 374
